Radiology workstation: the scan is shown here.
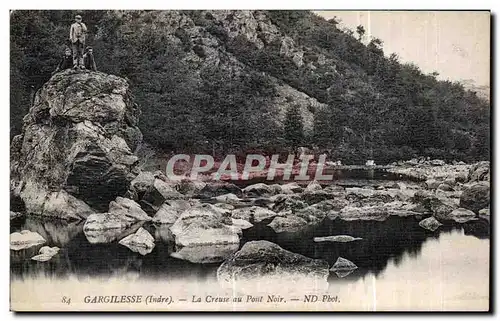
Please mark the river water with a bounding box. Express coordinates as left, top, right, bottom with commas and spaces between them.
10, 171, 490, 311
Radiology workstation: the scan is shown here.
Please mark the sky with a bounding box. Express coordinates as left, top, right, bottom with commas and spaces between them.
314, 11, 490, 87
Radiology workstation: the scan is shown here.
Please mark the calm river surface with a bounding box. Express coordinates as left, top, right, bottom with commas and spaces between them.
10, 172, 490, 311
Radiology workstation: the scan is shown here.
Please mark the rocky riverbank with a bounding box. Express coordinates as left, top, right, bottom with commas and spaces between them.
10, 71, 490, 287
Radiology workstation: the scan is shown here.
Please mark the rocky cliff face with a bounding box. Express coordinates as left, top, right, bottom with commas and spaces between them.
107, 10, 327, 134
11, 70, 142, 220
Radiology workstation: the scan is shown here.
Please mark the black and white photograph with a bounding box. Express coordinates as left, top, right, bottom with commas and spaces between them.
9, 9, 491, 312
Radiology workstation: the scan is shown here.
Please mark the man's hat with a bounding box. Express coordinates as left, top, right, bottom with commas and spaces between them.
85, 46, 93, 51
75, 15, 82, 19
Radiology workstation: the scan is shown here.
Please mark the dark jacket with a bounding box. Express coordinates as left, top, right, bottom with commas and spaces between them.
53, 55, 73, 74
83, 52, 97, 71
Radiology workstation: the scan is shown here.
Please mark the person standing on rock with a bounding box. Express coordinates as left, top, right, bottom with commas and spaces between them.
69, 15, 88, 69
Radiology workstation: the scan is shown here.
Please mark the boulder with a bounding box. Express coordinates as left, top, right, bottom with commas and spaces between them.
170, 206, 240, 247
119, 227, 155, 255
10, 71, 142, 217
267, 215, 308, 233
152, 203, 179, 224
322, 185, 345, 193
217, 240, 329, 290
313, 235, 363, 243
460, 182, 490, 213
304, 180, 322, 193
231, 218, 254, 230
176, 179, 207, 196
294, 203, 335, 225
430, 159, 445, 166
231, 206, 279, 224
444, 177, 456, 187
31, 246, 60, 262
467, 161, 490, 182
437, 183, 453, 191
108, 197, 151, 221
214, 203, 235, 210
281, 182, 302, 194
129, 175, 185, 214
339, 202, 420, 221
301, 190, 336, 205
17, 183, 95, 221
213, 193, 243, 205
330, 257, 358, 278
479, 208, 490, 222
10, 230, 46, 251
312, 199, 350, 212
419, 217, 443, 232
166, 199, 200, 211
128, 171, 155, 198
339, 205, 390, 221
242, 183, 273, 196
272, 194, 308, 213
425, 179, 441, 190
83, 213, 142, 244
269, 184, 283, 194
431, 199, 457, 221
346, 187, 396, 205
83, 197, 150, 244
446, 208, 478, 223
197, 182, 242, 198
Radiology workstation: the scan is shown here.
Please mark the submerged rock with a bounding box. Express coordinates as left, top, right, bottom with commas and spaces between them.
330, 257, 358, 278
313, 235, 363, 243
10, 230, 46, 251
171, 243, 239, 264
10, 71, 142, 217
119, 227, 155, 255
31, 246, 60, 262
217, 240, 329, 290
459, 182, 490, 214
419, 217, 443, 232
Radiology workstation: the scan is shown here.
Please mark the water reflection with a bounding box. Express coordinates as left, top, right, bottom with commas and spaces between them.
11, 213, 489, 287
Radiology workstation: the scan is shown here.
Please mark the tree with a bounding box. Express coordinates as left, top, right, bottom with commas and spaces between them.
284, 105, 304, 147
356, 25, 366, 41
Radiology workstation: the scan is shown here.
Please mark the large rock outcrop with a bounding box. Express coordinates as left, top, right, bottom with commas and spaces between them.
10, 70, 142, 219
459, 182, 490, 214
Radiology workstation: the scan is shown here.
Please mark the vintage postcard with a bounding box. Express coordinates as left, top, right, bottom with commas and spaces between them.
9, 10, 490, 312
